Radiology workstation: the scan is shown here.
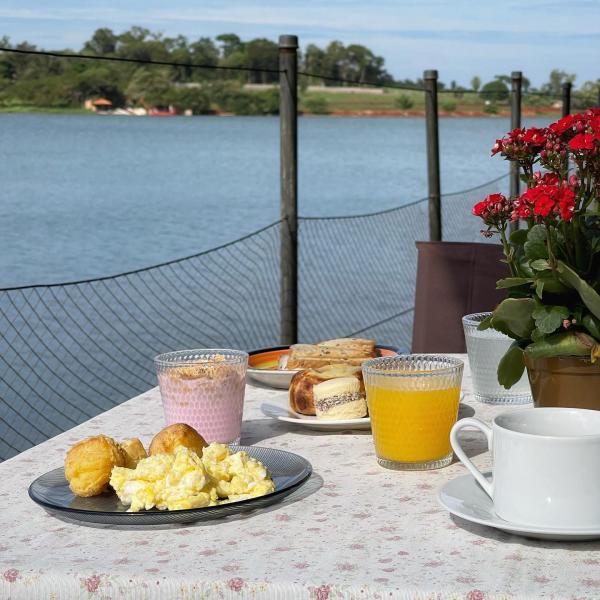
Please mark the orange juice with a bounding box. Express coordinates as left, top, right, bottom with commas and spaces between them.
366, 383, 461, 463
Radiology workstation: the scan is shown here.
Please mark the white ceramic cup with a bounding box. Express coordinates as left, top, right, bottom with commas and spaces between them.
450, 407, 600, 529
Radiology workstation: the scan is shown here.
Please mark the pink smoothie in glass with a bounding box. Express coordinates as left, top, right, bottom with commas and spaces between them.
157, 356, 246, 443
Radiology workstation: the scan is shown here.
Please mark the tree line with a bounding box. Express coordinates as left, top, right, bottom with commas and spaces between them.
0, 27, 598, 114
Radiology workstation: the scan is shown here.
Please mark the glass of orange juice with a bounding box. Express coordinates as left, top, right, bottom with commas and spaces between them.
362, 355, 464, 470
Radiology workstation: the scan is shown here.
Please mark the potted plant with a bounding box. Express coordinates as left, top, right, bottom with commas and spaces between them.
472, 109, 600, 409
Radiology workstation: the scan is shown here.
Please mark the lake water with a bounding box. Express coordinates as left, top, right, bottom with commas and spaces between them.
0, 114, 551, 288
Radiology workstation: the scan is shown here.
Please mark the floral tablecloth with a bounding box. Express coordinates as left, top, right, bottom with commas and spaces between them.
2, 355, 600, 600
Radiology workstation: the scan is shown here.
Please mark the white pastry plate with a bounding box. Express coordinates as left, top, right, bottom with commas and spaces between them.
438, 473, 600, 541
261, 402, 371, 431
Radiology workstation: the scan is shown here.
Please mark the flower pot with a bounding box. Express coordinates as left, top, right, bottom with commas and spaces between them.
524, 354, 600, 410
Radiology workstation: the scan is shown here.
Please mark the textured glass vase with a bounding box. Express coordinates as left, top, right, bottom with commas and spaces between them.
462, 313, 532, 405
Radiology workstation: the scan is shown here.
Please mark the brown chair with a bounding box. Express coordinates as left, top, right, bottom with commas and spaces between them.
411, 241, 509, 353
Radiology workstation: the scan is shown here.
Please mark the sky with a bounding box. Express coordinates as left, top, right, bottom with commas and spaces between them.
1, 0, 600, 87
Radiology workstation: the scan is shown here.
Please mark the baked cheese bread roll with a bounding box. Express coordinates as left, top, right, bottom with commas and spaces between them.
149, 423, 207, 456
119, 438, 147, 468
64, 435, 126, 497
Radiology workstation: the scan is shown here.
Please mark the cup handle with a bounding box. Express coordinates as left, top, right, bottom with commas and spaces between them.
450, 418, 493, 498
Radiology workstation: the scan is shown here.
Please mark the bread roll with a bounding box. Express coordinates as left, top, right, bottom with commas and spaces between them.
149, 423, 207, 456
64, 435, 126, 497
119, 438, 147, 468
289, 364, 363, 415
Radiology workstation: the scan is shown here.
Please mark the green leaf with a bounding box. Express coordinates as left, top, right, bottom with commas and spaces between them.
530, 259, 550, 272
531, 328, 546, 342
534, 272, 570, 295
496, 277, 534, 289
527, 224, 547, 243
525, 331, 599, 359
476, 314, 493, 331
556, 261, 600, 320
518, 260, 535, 278
491, 298, 536, 339
535, 279, 544, 299
497, 341, 526, 389
524, 240, 548, 260
582, 314, 600, 340
532, 304, 569, 334
510, 228, 528, 246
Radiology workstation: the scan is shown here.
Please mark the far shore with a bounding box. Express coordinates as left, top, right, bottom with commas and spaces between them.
0, 106, 562, 118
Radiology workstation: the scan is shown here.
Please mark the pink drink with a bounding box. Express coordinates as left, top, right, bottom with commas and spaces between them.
155, 350, 248, 444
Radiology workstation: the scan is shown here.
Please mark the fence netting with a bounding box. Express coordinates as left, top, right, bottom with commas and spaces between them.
0, 223, 281, 459
0, 176, 507, 460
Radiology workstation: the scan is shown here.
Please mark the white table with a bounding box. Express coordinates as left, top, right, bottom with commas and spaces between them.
1, 355, 599, 599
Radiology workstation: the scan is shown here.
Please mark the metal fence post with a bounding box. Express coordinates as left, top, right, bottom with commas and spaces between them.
424, 70, 441, 241
509, 71, 522, 233
562, 82, 572, 117
279, 35, 298, 345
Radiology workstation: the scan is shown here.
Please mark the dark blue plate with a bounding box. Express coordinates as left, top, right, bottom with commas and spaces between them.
29, 445, 312, 525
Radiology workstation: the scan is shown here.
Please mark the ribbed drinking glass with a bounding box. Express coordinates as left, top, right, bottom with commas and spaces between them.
155, 349, 248, 444
362, 355, 464, 470
462, 312, 532, 404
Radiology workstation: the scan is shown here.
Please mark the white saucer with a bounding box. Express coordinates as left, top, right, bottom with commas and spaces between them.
439, 473, 600, 541
260, 402, 371, 431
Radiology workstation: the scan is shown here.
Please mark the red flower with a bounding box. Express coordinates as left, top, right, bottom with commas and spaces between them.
522, 127, 546, 147
533, 172, 559, 186
533, 194, 555, 217
556, 187, 576, 221
490, 139, 504, 156
569, 133, 596, 151
472, 193, 511, 224
511, 198, 532, 220
549, 114, 576, 135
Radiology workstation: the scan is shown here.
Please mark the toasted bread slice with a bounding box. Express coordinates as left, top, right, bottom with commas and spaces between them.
317, 338, 376, 356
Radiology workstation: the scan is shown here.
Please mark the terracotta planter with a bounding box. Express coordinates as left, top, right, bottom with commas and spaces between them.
524, 354, 600, 410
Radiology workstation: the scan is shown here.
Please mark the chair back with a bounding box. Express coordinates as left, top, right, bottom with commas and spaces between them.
411, 241, 508, 353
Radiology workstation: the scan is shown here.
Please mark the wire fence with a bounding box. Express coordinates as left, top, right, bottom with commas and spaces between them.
0, 174, 507, 460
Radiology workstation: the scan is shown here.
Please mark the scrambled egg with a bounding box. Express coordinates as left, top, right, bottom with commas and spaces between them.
109, 443, 275, 512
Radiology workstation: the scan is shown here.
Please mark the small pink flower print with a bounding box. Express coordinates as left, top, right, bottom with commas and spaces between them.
467, 590, 485, 600
352, 512, 370, 520
584, 559, 600, 565
424, 560, 444, 568
398, 496, 413, 502
397, 551, 409, 556
350, 543, 364, 550
228, 577, 245, 592
3, 569, 19, 583
337, 563, 356, 572
276, 513, 291, 522
294, 562, 309, 570
504, 553, 523, 562
198, 549, 217, 557
457, 576, 476, 584
315, 585, 331, 600
534, 576, 551, 584
83, 574, 101, 592
581, 579, 600, 588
